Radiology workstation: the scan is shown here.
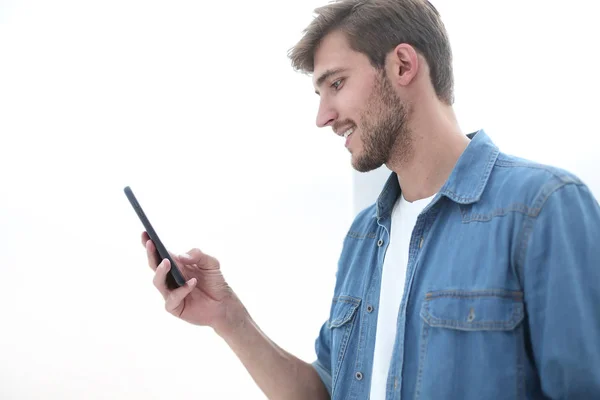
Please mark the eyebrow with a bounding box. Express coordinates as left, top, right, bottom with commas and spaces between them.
314, 68, 348, 94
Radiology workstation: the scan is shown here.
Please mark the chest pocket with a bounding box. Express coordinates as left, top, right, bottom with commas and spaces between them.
421, 290, 524, 331
416, 290, 525, 400
328, 295, 361, 394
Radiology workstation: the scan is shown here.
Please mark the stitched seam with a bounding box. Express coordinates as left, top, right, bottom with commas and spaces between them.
355, 274, 377, 373
413, 315, 430, 400
443, 146, 499, 203
329, 297, 360, 328
329, 308, 359, 328
462, 203, 540, 222
333, 296, 361, 305
425, 290, 523, 300
425, 319, 520, 330
476, 146, 500, 200
421, 290, 524, 330
423, 305, 523, 330
347, 231, 377, 240
516, 180, 581, 291
330, 298, 360, 395
495, 159, 584, 185
332, 323, 351, 395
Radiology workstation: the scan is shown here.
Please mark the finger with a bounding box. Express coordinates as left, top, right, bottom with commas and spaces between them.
165, 278, 197, 314
141, 231, 150, 247
145, 239, 161, 271
179, 248, 205, 264
153, 258, 171, 298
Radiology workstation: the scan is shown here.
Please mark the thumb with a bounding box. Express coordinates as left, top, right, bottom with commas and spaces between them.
166, 278, 197, 315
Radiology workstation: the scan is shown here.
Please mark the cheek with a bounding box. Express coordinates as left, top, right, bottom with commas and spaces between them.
337, 79, 375, 126
342, 97, 367, 126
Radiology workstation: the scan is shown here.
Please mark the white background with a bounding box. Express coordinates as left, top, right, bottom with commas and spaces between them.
0, 1, 598, 399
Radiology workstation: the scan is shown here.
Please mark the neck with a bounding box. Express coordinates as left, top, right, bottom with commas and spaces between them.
386, 100, 470, 202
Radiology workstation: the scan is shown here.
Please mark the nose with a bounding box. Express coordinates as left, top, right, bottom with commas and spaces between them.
316, 98, 337, 128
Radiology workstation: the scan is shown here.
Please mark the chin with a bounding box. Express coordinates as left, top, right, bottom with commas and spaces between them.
352, 159, 375, 173
352, 153, 385, 173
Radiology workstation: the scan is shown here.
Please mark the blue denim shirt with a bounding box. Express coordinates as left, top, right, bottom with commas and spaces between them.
312, 130, 600, 399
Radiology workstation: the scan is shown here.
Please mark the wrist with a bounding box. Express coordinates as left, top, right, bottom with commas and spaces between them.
213, 295, 251, 339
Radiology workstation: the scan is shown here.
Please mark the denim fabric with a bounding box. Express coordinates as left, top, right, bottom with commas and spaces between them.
312, 130, 600, 399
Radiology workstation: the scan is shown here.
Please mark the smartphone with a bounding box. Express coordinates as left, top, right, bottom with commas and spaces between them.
124, 186, 186, 290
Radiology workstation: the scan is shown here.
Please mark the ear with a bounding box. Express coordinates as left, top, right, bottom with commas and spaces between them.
386, 43, 420, 88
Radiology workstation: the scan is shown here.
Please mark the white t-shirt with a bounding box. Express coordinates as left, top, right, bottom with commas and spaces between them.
369, 192, 435, 400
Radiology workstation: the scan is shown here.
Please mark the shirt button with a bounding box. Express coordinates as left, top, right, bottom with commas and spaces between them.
468, 308, 476, 322
367, 305, 374, 313
355, 371, 363, 381
419, 237, 424, 248
377, 239, 384, 247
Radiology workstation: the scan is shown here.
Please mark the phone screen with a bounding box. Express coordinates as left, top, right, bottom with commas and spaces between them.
124, 186, 186, 289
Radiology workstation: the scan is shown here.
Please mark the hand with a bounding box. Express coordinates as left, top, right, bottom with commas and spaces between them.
141, 231, 236, 328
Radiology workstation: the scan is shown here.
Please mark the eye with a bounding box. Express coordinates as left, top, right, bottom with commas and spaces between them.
331, 78, 344, 91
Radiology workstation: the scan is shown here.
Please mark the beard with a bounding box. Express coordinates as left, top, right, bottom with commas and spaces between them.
351, 71, 412, 173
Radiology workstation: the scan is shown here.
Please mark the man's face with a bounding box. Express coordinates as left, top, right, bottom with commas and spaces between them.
313, 31, 411, 172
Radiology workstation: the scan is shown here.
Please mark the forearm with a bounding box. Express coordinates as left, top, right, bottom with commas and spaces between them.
214, 299, 329, 400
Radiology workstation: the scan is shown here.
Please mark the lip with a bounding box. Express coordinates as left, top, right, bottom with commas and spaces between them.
345, 132, 353, 148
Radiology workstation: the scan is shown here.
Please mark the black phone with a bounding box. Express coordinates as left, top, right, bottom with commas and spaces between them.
124, 186, 186, 290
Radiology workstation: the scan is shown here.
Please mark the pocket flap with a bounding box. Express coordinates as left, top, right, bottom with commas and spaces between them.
328, 296, 361, 328
420, 290, 524, 331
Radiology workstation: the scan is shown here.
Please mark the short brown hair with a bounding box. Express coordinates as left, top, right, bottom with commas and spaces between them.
288, 0, 454, 105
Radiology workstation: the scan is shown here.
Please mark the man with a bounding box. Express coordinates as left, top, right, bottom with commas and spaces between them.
142, 0, 600, 399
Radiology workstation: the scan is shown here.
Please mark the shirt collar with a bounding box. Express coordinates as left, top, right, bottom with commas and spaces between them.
375, 129, 499, 219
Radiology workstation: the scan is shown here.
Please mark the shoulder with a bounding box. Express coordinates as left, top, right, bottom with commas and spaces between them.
486, 151, 589, 215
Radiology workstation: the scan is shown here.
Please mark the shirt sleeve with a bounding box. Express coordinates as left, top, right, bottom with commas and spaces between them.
311, 319, 333, 397
522, 181, 600, 398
